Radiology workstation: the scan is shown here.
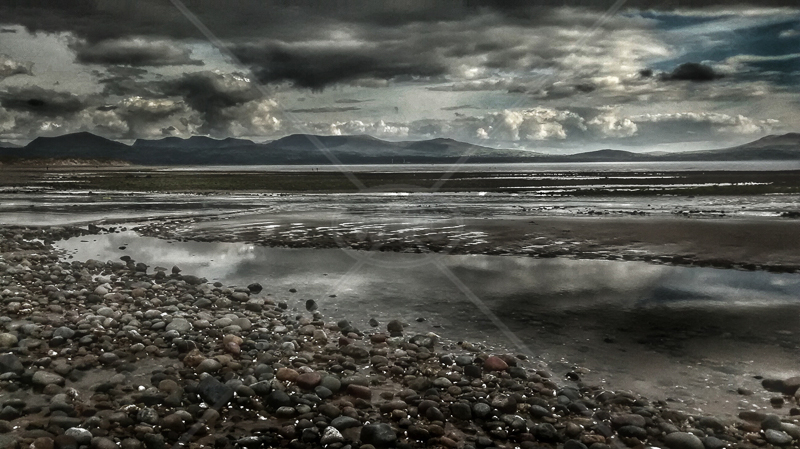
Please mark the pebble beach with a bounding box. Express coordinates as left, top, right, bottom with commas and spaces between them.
1, 225, 800, 449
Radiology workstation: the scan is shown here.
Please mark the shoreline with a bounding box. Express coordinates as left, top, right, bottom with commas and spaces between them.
2, 225, 800, 449
134, 214, 800, 274
2, 166, 800, 196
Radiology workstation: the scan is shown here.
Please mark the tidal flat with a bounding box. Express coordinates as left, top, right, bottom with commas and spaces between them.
1, 165, 800, 449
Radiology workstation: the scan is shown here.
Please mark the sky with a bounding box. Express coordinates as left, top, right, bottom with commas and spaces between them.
0, 0, 799, 153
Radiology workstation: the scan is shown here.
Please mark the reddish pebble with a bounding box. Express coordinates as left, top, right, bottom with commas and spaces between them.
440, 437, 458, 448
346, 384, 372, 400
222, 334, 243, 345
338, 336, 352, 346
224, 342, 240, 355
276, 367, 299, 382
296, 372, 322, 390
370, 333, 387, 344
484, 356, 509, 371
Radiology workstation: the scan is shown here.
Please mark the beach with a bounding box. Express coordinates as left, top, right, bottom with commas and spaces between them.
1, 164, 800, 449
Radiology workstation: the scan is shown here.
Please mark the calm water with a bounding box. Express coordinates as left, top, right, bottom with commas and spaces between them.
2, 190, 797, 226
161, 160, 800, 173
56, 231, 800, 417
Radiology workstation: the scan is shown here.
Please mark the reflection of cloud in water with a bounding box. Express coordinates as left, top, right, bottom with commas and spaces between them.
63, 232, 260, 281
58, 232, 800, 314
448, 256, 667, 294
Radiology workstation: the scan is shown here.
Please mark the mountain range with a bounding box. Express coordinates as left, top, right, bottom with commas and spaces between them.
1, 131, 799, 165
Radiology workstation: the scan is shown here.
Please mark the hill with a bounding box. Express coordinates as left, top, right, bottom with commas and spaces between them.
657, 133, 800, 161
0, 131, 798, 165
133, 136, 255, 149
23, 132, 130, 160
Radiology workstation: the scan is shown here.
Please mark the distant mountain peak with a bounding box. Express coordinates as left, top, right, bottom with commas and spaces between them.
133, 135, 255, 149
27, 131, 128, 148
3, 130, 799, 165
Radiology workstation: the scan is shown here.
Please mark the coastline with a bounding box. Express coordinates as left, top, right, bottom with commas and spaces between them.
135, 214, 800, 274
1, 225, 800, 449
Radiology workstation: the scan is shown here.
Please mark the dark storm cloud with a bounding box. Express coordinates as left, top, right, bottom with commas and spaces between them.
159, 70, 263, 134
0, 86, 88, 117
0, 0, 793, 91
72, 38, 203, 67
3, 0, 797, 39
288, 107, 360, 113
95, 66, 156, 97
660, 62, 724, 82
231, 42, 448, 90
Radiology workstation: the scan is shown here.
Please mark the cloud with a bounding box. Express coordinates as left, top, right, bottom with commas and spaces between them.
72, 37, 203, 67
0, 54, 34, 80
0, 86, 88, 117
232, 40, 448, 90
95, 66, 157, 97
632, 112, 778, 135
587, 108, 638, 138
116, 96, 194, 138
660, 62, 725, 82
301, 119, 408, 138
160, 70, 268, 135
288, 106, 361, 113
410, 108, 588, 143
223, 99, 282, 137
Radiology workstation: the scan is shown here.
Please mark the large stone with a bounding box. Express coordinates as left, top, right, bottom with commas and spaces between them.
196, 358, 222, 374
32, 371, 65, 386
0, 354, 23, 375
330, 416, 361, 430
320, 427, 344, 445
765, 430, 793, 446
196, 376, 234, 405
0, 334, 17, 349
266, 390, 291, 408
0, 435, 18, 449
564, 440, 588, 449
136, 407, 159, 425
763, 377, 800, 396
64, 428, 92, 445
296, 372, 321, 390
618, 426, 647, 440
319, 375, 341, 393
276, 368, 299, 382
165, 319, 192, 333
533, 423, 560, 443
346, 384, 372, 400
483, 356, 508, 371
360, 423, 397, 448
762, 414, 783, 431
53, 327, 75, 340
611, 414, 646, 428
387, 320, 403, 334
663, 432, 704, 449
450, 402, 472, 420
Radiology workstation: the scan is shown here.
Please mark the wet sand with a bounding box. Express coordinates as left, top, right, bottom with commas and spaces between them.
136, 213, 800, 273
